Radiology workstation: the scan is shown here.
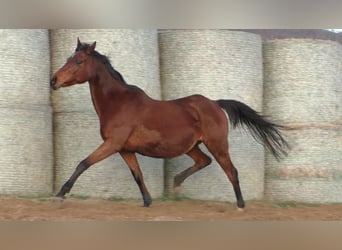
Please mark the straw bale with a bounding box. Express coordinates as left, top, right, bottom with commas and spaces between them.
265, 126, 342, 203
263, 39, 342, 203
0, 107, 53, 195
0, 29, 50, 107
159, 30, 264, 201
50, 29, 161, 113
0, 30, 53, 196
54, 112, 164, 198
263, 39, 342, 124
159, 30, 263, 108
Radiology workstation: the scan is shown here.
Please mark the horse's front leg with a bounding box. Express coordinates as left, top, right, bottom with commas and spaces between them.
56, 139, 119, 198
120, 151, 152, 207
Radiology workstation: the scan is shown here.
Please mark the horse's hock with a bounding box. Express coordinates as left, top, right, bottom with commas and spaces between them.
159, 30, 265, 201
0, 30, 53, 195
263, 39, 342, 202
50, 29, 164, 198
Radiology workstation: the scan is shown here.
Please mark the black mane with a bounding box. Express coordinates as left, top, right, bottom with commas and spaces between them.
76, 43, 127, 84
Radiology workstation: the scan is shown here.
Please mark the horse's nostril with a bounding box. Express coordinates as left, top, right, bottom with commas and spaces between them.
50, 76, 57, 90
50, 76, 56, 85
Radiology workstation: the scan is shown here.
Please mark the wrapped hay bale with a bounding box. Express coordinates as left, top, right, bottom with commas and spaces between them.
0, 30, 51, 107
51, 29, 164, 199
264, 39, 342, 202
264, 39, 342, 124
265, 126, 342, 202
0, 30, 53, 195
159, 30, 264, 201
0, 107, 53, 195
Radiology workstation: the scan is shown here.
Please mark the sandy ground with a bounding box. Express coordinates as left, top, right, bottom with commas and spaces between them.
0, 196, 341, 221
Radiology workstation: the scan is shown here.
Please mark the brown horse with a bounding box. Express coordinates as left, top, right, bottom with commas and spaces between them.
50, 38, 288, 209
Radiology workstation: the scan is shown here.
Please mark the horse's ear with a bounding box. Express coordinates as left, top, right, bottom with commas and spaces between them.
76, 37, 82, 50
86, 41, 96, 55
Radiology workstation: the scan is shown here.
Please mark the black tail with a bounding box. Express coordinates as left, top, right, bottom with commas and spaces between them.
217, 99, 289, 160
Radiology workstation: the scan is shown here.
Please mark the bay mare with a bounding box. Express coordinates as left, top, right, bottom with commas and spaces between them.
50, 39, 288, 209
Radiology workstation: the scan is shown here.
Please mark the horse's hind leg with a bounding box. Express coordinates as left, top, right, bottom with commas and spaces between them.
120, 151, 152, 207
173, 144, 212, 194
205, 141, 245, 209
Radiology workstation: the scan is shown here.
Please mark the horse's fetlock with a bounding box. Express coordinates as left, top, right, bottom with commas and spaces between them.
174, 174, 183, 187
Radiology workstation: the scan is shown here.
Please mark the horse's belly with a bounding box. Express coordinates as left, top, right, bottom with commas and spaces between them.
123, 125, 198, 158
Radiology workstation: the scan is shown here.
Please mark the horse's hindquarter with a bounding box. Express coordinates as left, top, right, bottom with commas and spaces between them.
123, 98, 203, 158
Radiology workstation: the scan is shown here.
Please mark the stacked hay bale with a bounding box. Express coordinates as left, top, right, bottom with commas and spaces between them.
0, 29, 53, 195
159, 30, 264, 201
264, 39, 342, 202
50, 29, 163, 199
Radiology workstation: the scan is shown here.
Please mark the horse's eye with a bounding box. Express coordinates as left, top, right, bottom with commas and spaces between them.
75, 58, 85, 65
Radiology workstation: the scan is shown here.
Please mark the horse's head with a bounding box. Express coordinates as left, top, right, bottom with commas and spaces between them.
50, 38, 96, 90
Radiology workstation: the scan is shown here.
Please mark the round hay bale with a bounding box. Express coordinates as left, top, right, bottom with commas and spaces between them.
0, 107, 53, 195
159, 30, 263, 107
50, 29, 161, 113
0, 30, 53, 196
0, 29, 50, 107
265, 126, 342, 203
263, 39, 342, 124
263, 39, 342, 202
159, 30, 264, 201
54, 112, 164, 199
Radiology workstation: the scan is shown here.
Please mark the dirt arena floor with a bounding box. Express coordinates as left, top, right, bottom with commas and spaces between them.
0, 196, 341, 221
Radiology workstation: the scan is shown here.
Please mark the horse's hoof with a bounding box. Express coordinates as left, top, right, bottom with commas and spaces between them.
237, 207, 245, 212
50, 196, 64, 204
173, 186, 181, 195
143, 198, 152, 207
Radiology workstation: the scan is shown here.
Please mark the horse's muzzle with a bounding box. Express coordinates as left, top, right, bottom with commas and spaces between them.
50, 76, 58, 90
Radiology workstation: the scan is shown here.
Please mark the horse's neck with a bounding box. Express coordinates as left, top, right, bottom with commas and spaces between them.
88, 67, 148, 121
88, 69, 127, 118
